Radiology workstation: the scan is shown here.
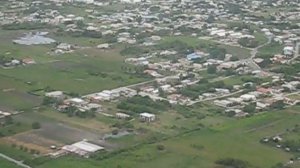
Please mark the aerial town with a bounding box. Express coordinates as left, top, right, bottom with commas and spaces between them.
0, 0, 299, 168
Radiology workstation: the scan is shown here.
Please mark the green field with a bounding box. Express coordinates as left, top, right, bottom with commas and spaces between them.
257, 42, 284, 58
0, 30, 148, 110
0, 158, 20, 168
33, 106, 300, 168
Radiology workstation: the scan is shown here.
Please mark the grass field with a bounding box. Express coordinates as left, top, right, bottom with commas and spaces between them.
0, 30, 148, 110
0, 158, 20, 168
33, 106, 300, 168
257, 42, 284, 58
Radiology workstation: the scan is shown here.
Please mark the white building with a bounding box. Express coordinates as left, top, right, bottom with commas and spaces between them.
140, 113, 156, 122
45, 91, 64, 99
62, 140, 104, 157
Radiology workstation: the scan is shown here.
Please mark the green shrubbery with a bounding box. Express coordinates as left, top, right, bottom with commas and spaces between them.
117, 96, 170, 114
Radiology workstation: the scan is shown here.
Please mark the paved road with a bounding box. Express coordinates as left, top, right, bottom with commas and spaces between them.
239, 36, 273, 71
0, 153, 32, 168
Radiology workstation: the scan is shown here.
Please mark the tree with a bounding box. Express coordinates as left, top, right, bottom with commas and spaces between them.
32, 122, 41, 129
230, 56, 239, 61
157, 144, 165, 151
243, 103, 256, 113
42, 97, 56, 106
112, 129, 119, 135
4, 116, 13, 125
216, 158, 249, 168
207, 65, 217, 74
158, 88, 165, 97
238, 37, 259, 48
270, 100, 285, 110
209, 48, 226, 60
206, 14, 215, 23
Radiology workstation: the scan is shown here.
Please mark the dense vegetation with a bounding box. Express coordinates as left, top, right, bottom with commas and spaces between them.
117, 95, 170, 114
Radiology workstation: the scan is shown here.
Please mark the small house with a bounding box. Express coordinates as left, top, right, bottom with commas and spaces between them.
140, 113, 156, 122
116, 113, 130, 119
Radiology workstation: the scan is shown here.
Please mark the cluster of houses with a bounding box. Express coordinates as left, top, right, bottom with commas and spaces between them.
213, 80, 300, 117
17, 0, 293, 121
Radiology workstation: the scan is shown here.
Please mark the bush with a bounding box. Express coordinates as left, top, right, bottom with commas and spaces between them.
117, 96, 170, 114
112, 129, 119, 135
2, 22, 51, 30
32, 122, 41, 129
156, 144, 165, 151
120, 46, 149, 56
243, 103, 256, 113
208, 47, 226, 60
207, 65, 217, 74
215, 158, 249, 168
238, 37, 259, 48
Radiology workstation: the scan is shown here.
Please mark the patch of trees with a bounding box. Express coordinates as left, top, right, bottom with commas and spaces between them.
215, 158, 250, 168
265, 22, 299, 30
206, 14, 215, 23
270, 100, 285, 110
117, 96, 170, 114
180, 80, 233, 100
111, 121, 134, 130
2, 22, 51, 30
208, 47, 226, 60
55, 27, 102, 39
149, 6, 160, 12
207, 65, 217, 74
243, 103, 256, 113
157, 40, 193, 55
120, 46, 149, 56
271, 63, 300, 77
42, 97, 61, 106
11, 144, 41, 155
0, 54, 13, 65
32, 122, 41, 129
238, 37, 259, 48
225, 3, 243, 14
257, 58, 272, 68
240, 76, 264, 84
69, 30, 102, 39
156, 144, 165, 151
61, 106, 96, 118
282, 139, 300, 153
102, 34, 118, 43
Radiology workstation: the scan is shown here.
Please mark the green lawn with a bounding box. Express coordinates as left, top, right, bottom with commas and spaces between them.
0, 158, 20, 168
0, 144, 33, 161
257, 42, 284, 58
0, 122, 32, 137
254, 32, 268, 45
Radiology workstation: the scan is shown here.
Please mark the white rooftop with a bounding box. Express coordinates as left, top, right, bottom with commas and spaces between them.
72, 141, 104, 153
140, 112, 155, 118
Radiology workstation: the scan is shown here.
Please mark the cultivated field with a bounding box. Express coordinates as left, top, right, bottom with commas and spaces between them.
33, 106, 300, 168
